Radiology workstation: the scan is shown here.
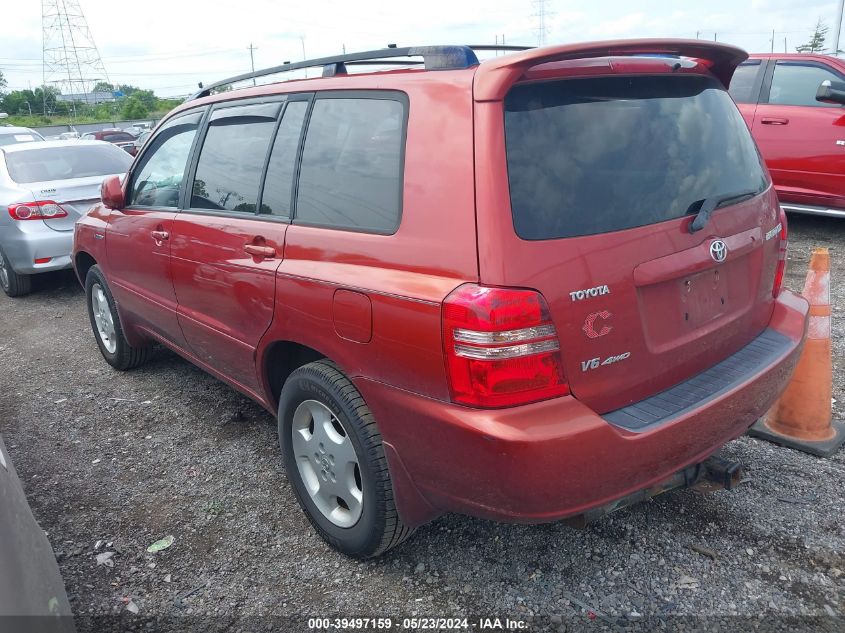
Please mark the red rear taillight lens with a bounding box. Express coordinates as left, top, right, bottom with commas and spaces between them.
773, 206, 788, 298
442, 284, 569, 408
8, 201, 69, 221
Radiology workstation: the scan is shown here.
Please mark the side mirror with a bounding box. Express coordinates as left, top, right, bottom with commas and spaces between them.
816, 79, 845, 105
100, 174, 125, 210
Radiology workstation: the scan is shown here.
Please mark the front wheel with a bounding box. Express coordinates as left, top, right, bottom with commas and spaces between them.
85, 265, 151, 370
278, 360, 414, 558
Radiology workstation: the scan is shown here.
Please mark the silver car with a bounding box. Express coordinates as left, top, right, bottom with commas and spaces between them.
0, 126, 45, 146
0, 140, 131, 297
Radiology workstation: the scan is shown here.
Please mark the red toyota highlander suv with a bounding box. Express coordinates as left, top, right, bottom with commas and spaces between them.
730, 53, 845, 218
73, 40, 809, 558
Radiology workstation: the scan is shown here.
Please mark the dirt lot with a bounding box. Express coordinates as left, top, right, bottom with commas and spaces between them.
1, 214, 843, 633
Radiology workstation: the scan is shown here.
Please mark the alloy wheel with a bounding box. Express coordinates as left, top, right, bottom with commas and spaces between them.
90, 283, 117, 354
291, 399, 363, 528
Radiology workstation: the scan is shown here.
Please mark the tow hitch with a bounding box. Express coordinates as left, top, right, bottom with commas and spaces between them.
566, 454, 745, 528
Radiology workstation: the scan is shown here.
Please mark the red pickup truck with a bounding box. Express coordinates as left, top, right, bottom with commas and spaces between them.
730, 53, 845, 218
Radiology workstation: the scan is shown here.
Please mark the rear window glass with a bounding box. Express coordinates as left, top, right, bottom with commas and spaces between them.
504, 74, 767, 240
4, 144, 132, 183
0, 132, 42, 146
295, 97, 405, 233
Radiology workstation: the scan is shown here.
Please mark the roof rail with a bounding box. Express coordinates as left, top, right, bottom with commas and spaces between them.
189, 45, 485, 100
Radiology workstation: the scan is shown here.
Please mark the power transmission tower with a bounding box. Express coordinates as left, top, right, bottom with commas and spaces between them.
42, 0, 110, 115
531, 0, 553, 46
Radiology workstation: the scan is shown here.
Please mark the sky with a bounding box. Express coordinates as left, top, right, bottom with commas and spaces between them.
1, 0, 842, 98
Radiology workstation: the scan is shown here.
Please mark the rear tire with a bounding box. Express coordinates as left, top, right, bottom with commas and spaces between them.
0, 247, 32, 297
278, 360, 415, 558
85, 265, 150, 370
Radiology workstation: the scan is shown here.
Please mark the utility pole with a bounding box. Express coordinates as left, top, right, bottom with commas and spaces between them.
247, 43, 257, 85
696, 30, 700, 39
784, 36, 788, 53
835, 0, 844, 55
300, 36, 308, 78
771, 29, 775, 53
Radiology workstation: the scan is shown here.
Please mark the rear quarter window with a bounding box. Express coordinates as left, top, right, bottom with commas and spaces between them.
504, 74, 768, 240
295, 95, 406, 233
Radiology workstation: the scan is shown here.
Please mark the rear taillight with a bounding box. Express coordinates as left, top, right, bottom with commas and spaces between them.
442, 284, 569, 408
7, 201, 69, 221
773, 206, 788, 298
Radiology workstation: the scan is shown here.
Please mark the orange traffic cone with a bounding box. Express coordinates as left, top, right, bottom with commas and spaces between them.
749, 247, 844, 457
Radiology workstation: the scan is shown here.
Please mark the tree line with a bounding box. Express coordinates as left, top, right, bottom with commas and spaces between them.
0, 72, 182, 125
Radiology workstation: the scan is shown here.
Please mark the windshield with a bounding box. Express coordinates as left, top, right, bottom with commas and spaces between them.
4, 144, 132, 183
504, 74, 768, 240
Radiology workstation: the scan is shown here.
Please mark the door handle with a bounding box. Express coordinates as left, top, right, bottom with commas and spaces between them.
243, 244, 276, 259
761, 117, 789, 125
150, 230, 169, 242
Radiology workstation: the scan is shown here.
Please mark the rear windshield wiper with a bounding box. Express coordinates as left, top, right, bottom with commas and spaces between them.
688, 189, 759, 233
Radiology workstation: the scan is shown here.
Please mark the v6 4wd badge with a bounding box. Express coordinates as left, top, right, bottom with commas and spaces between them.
581, 352, 631, 372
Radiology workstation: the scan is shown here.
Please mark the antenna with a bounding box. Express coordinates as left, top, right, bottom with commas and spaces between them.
42, 0, 110, 116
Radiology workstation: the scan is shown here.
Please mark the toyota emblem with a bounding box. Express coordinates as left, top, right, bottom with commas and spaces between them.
710, 239, 728, 263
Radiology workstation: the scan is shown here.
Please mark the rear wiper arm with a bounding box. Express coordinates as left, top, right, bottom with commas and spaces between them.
688, 189, 759, 234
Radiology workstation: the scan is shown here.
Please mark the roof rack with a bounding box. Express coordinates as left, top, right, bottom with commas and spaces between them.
189, 44, 535, 100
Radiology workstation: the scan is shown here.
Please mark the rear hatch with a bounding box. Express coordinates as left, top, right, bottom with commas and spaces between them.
480, 61, 783, 413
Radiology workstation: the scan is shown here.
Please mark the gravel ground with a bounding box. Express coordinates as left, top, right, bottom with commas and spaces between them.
0, 213, 843, 633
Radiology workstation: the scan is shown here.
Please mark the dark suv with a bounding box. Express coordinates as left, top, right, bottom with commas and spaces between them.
73, 40, 808, 558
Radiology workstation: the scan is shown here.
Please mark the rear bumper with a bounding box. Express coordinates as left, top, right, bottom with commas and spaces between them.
357, 290, 808, 526
1, 227, 73, 274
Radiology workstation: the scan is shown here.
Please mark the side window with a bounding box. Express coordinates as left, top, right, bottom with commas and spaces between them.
261, 101, 308, 217
190, 102, 279, 213
127, 113, 200, 207
769, 62, 844, 107
295, 97, 405, 233
728, 61, 761, 104
82, 134, 95, 140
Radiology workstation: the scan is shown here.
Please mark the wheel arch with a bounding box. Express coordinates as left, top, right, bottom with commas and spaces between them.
261, 339, 328, 409
74, 251, 97, 286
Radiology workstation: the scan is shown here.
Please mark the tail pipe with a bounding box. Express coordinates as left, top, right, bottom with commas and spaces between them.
566, 453, 744, 528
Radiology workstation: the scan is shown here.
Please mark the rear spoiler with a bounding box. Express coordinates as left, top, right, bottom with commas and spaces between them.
473, 38, 748, 101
